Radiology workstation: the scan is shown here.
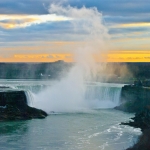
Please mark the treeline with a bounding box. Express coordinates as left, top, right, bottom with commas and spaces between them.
105, 63, 150, 79
0, 62, 150, 79
0, 60, 72, 79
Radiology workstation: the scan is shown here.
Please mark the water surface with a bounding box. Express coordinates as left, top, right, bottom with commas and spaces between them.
0, 109, 141, 150
0, 80, 141, 150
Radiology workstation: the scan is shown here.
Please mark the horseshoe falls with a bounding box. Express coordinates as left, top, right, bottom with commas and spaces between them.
85, 82, 123, 109
29, 81, 123, 113
0, 80, 141, 150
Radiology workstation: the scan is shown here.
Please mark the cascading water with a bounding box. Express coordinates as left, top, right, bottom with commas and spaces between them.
0, 80, 141, 150
0, 79, 124, 113
85, 83, 123, 108
8, 79, 124, 113
25, 81, 124, 113
0, 3, 142, 150
21, 82, 123, 110
29, 4, 114, 113
1, 4, 125, 114
24, 91, 34, 107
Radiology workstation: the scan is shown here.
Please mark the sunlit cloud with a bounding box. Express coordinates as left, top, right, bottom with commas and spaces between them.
0, 53, 73, 62
111, 22, 150, 28
1, 51, 150, 62
0, 14, 72, 29
106, 50, 150, 62
1, 2, 150, 63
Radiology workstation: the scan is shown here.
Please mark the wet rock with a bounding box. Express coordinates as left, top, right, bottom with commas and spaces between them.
121, 108, 150, 131
126, 129, 150, 150
0, 90, 47, 121
115, 84, 150, 150
121, 108, 150, 150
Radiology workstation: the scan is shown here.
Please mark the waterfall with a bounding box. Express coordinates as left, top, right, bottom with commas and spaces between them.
31, 82, 124, 111
85, 82, 123, 109
24, 91, 34, 107
10, 81, 124, 112
16, 85, 47, 94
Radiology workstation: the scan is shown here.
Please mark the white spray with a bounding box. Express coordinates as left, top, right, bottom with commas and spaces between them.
33, 4, 113, 113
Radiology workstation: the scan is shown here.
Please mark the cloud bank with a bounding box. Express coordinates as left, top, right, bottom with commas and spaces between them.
0, 14, 72, 29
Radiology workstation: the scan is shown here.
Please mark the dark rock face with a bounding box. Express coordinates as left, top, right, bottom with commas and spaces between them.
121, 108, 150, 131
0, 90, 47, 121
115, 85, 150, 113
115, 85, 150, 150
126, 129, 150, 150
121, 108, 150, 150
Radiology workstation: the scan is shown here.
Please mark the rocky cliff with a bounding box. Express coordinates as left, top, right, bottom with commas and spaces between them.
115, 85, 150, 113
116, 85, 150, 150
0, 88, 47, 121
121, 108, 150, 150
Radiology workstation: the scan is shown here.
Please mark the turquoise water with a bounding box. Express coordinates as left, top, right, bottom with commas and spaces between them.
0, 80, 141, 150
0, 109, 141, 150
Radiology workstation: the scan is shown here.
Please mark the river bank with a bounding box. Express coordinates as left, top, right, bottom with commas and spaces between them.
121, 108, 150, 150
0, 81, 144, 149
115, 84, 150, 150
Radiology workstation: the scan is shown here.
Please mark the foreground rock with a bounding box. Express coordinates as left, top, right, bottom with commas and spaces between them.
0, 88, 47, 121
121, 108, 150, 150
121, 108, 150, 131
126, 129, 150, 150
115, 84, 150, 149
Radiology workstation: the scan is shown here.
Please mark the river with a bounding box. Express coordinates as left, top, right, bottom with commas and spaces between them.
0, 80, 141, 150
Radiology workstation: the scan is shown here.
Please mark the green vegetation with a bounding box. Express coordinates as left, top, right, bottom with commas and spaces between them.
0, 61, 72, 79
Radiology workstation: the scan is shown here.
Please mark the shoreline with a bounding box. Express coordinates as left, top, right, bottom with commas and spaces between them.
114, 84, 150, 150
120, 108, 150, 150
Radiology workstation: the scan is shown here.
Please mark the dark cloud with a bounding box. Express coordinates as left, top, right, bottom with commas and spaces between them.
69, 0, 150, 15
0, 0, 150, 15
109, 27, 149, 34
104, 15, 150, 25
0, 1, 49, 14
68, 0, 150, 26
0, 21, 87, 42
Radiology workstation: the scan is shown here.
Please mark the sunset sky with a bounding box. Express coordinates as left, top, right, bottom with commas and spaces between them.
0, 0, 150, 62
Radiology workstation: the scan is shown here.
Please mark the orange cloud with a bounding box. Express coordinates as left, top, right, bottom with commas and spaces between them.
110, 22, 150, 29
12, 54, 73, 62
118, 22, 150, 28
0, 14, 72, 29
106, 50, 150, 62
0, 51, 150, 62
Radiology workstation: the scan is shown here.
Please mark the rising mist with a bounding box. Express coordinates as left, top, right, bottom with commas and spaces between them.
33, 4, 123, 113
